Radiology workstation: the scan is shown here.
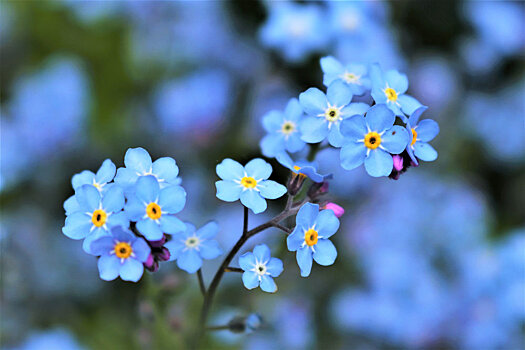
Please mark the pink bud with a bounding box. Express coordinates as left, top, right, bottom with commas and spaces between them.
392, 155, 404, 171
149, 235, 167, 248
144, 254, 155, 268
323, 202, 344, 218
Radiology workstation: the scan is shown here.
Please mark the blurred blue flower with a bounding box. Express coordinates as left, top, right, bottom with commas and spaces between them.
287, 203, 339, 277
239, 244, 283, 293
370, 63, 423, 119
320, 56, 371, 95
245, 313, 263, 333
124, 175, 186, 241
340, 104, 409, 177
165, 221, 222, 274
299, 81, 369, 147
259, 3, 329, 62
260, 98, 306, 157
8, 328, 86, 350
276, 152, 327, 183
215, 158, 286, 214
90, 226, 150, 282
62, 184, 128, 254
406, 106, 439, 164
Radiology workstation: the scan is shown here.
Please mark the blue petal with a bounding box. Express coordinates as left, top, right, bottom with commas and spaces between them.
131, 238, 151, 262
364, 149, 393, 177
124, 147, 152, 173
114, 168, 138, 190
245, 158, 272, 180
258, 180, 287, 200
98, 255, 120, 281
366, 104, 395, 133
296, 202, 319, 229
95, 159, 116, 184
135, 175, 160, 203
387, 101, 405, 118
75, 185, 101, 212
381, 125, 409, 154
262, 110, 283, 133
199, 240, 222, 260
287, 228, 305, 252
328, 126, 345, 147
327, 80, 352, 107
414, 142, 438, 161
102, 185, 125, 213
83, 228, 111, 255
416, 119, 440, 142
313, 240, 337, 266
89, 236, 114, 256
261, 134, 285, 157
177, 249, 202, 273
398, 94, 423, 116
239, 252, 256, 271
408, 106, 428, 125
340, 143, 367, 170
297, 247, 313, 277
242, 271, 260, 289
216, 180, 242, 202
316, 209, 340, 239
62, 212, 91, 239
152, 157, 179, 183
111, 226, 134, 243
106, 211, 129, 229
320, 56, 344, 76
72, 171, 95, 190
159, 215, 185, 234
240, 190, 267, 214
124, 195, 145, 221
259, 275, 277, 293
165, 239, 185, 261
120, 258, 144, 282
340, 102, 369, 118
299, 87, 327, 115
158, 185, 186, 213
340, 114, 367, 140
136, 219, 163, 241
300, 116, 329, 143
64, 195, 79, 215
216, 158, 244, 180
385, 69, 408, 94
266, 257, 284, 277
253, 244, 271, 263
285, 133, 306, 153
284, 98, 304, 121
276, 152, 294, 170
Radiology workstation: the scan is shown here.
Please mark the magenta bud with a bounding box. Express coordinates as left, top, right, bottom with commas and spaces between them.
144, 254, 155, 268
320, 182, 329, 193
149, 235, 167, 248
393, 155, 404, 171
323, 202, 345, 218
158, 247, 171, 262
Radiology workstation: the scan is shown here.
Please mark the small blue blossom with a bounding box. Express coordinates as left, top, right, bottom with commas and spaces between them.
340, 104, 409, 177
62, 184, 128, 254
245, 314, 263, 333
165, 221, 222, 274
239, 244, 283, 293
260, 98, 306, 157
299, 81, 369, 147
90, 226, 151, 282
287, 203, 339, 277
320, 56, 371, 96
124, 175, 186, 241
276, 152, 328, 183
406, 106, 439, 165
215, 158, 287, 214
114, 147, 181, 193
370, 63, 423, 120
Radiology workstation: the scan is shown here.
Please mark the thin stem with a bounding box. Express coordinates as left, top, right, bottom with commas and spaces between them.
243, 205, 249, 234
197, 269, 206, 296
272, 222, 292, 234
206, 325, 230, 331
224, 267, 243, 273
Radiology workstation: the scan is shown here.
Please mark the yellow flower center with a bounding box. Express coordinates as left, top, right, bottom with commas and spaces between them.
325, 107, 340, 122
241, 176, 257, 189
364, 132, 381, 149
384, 88, 398, 102
114, 242, 133, 259
304, 228, 318, 247
281, 121, 296, 135
343, 72, 359, 83
411, 128, 418, 146
91, 209, 107, 227
146, 202, 162, 220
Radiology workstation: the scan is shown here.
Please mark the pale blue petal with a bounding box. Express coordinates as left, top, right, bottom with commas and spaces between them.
299, 87, 327, 115
381, 125, 409, 154
245, 158, 272, 180
316, 209, 340, 239
135, 175, 159, 203
199, 240, 222, 260
89, 237, 114, 256
340, 114, 367, 140
75, 185, 100, 212
287, 229, 305, 252
340, 143, 367, 170
320, 56, 344, 75
216, 158, 244, 180
366, 104, 395, 133
364, 149, 394, 177
136, 219, 163, 241
102, 185, 125, 213
369, 63, 385, 92
120, 258, 144, 282
124, 147, 152, 173
262, 110, 283, 133
178, 249, 202, 273
242, 271, 260, 289
414, 143, 438, 161
260, 275, 277, 293
239, 252, 256, 271
240, 190, 267, 214
62, 212, 91, 239
253, 244, 271, 263
340, 102, 369, 118
398, 94, 423, 116
266, 257, 284, 277
313, 240, 337, 266
114, 168, 139, 189
261, 134, 285, 157
408, 106, 428, 125
416, 119, 440, 142
158, 185, 186, 213
72, 171, 95, 190
216, 180, 242, 202
95, 159, 116, 184
197, 221, 219, 239
385, 69, 408, 94
165, 239, 185, 261
124, 195, 145, 221
297, 247, 313, 277
327, 80, 352, 107
387, 101, 405, 118
98, 255, 120, 281
111, 226, 134, 242
83, 228, 111, 255
300, 116, 329, 143
276, 152, 294, 170
106, 211, 129, 229
64, 195, 79, 215
284, 98, 303, 121
285, 133, 305, 153
131, 238, 151, 262
159, 215, 186, 234
295, 202, 319, 229
152, 157, 179, 183
328, 126, 345, 147
258, 180, 286, 200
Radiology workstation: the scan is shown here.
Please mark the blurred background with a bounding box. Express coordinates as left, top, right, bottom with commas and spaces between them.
1, 1, 524, 349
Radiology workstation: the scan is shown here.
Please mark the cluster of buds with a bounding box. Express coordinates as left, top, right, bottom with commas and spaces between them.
143, 234, 171, 272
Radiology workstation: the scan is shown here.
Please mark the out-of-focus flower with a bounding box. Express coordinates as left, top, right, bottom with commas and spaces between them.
7, 328, 86, 350
239, 244, 283, 293
124, 175, 186, 241
165, 222, 222, 273
90, 226, 150, 282
260, 98, 306, 157
215, 158, 286, 214
227, 313, 263, 334
287, 203, 339, 277
321, 56, 371, 95
276, 152, 327, 183
406, 106, 439, 164
299, 81, 369, 147
340, 104, 409, 177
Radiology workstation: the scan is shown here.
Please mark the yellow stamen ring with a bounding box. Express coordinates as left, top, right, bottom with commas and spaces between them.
114, 242, 133, 259
146, 202, 162, 220
304, 228, 318, 247
364, 132, 381, 149
384, 87, 398, 102
411, 128, 418, 146
241, 176, 257, 189
91, 209, 107, 227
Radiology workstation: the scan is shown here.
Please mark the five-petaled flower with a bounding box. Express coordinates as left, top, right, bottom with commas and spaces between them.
165, 222, 223, 274
276, 152, 328, 183
287, 203, 339, 277
299, 80, 369, 147
406, 106, 440, 164
124, 175, 186, 241
320, 56, 371, 96
239, 244, 283, 293
340, 104, 409, 177
215, 158, 287, 214
90, 226, 151, 282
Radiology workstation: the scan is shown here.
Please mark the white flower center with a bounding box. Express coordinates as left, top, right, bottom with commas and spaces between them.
254, 262, 267, 276
185, 236, 200, 249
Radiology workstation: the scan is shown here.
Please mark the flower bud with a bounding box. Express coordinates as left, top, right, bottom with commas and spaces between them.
287, 172, 307, 196
307, 181, 329, 199
322, 202, 344, 218
149, 235, 167, 248
157, 247, 171, 262
227, 313, 263, 334
392, 154, 404, 171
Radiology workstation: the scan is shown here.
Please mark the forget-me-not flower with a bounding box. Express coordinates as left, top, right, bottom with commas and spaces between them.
90, 226, 151, 282
299, 81, 369, 147
321, 56, 371, 96
124, 175, 186, 241
260, 98, 306, 157
340, 104, 409, 177
165, 221, 222, 273
287, 203, 339, 277
276, 152, 327, 183
215, 158, 287, 214
239, 244, 283, 293
406, 106, 439, 165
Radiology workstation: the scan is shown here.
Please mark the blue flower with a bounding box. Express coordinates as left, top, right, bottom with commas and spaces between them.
406, 106, 439, 165
260, 98, 306, 157
239, 244, 283, 293
215, 158, 287, 214
90, 226, 151, 282
124, 175, 186, 241
114, 147, 181, 193
340, 104, 409, 177
165, 221, 222, 274
276, 152, 328, 183
370, 63, 423, 120
287, 203, 339, 277
299, 81, 369, 147
320, 56, 371, 96
62, 184, 128, 254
